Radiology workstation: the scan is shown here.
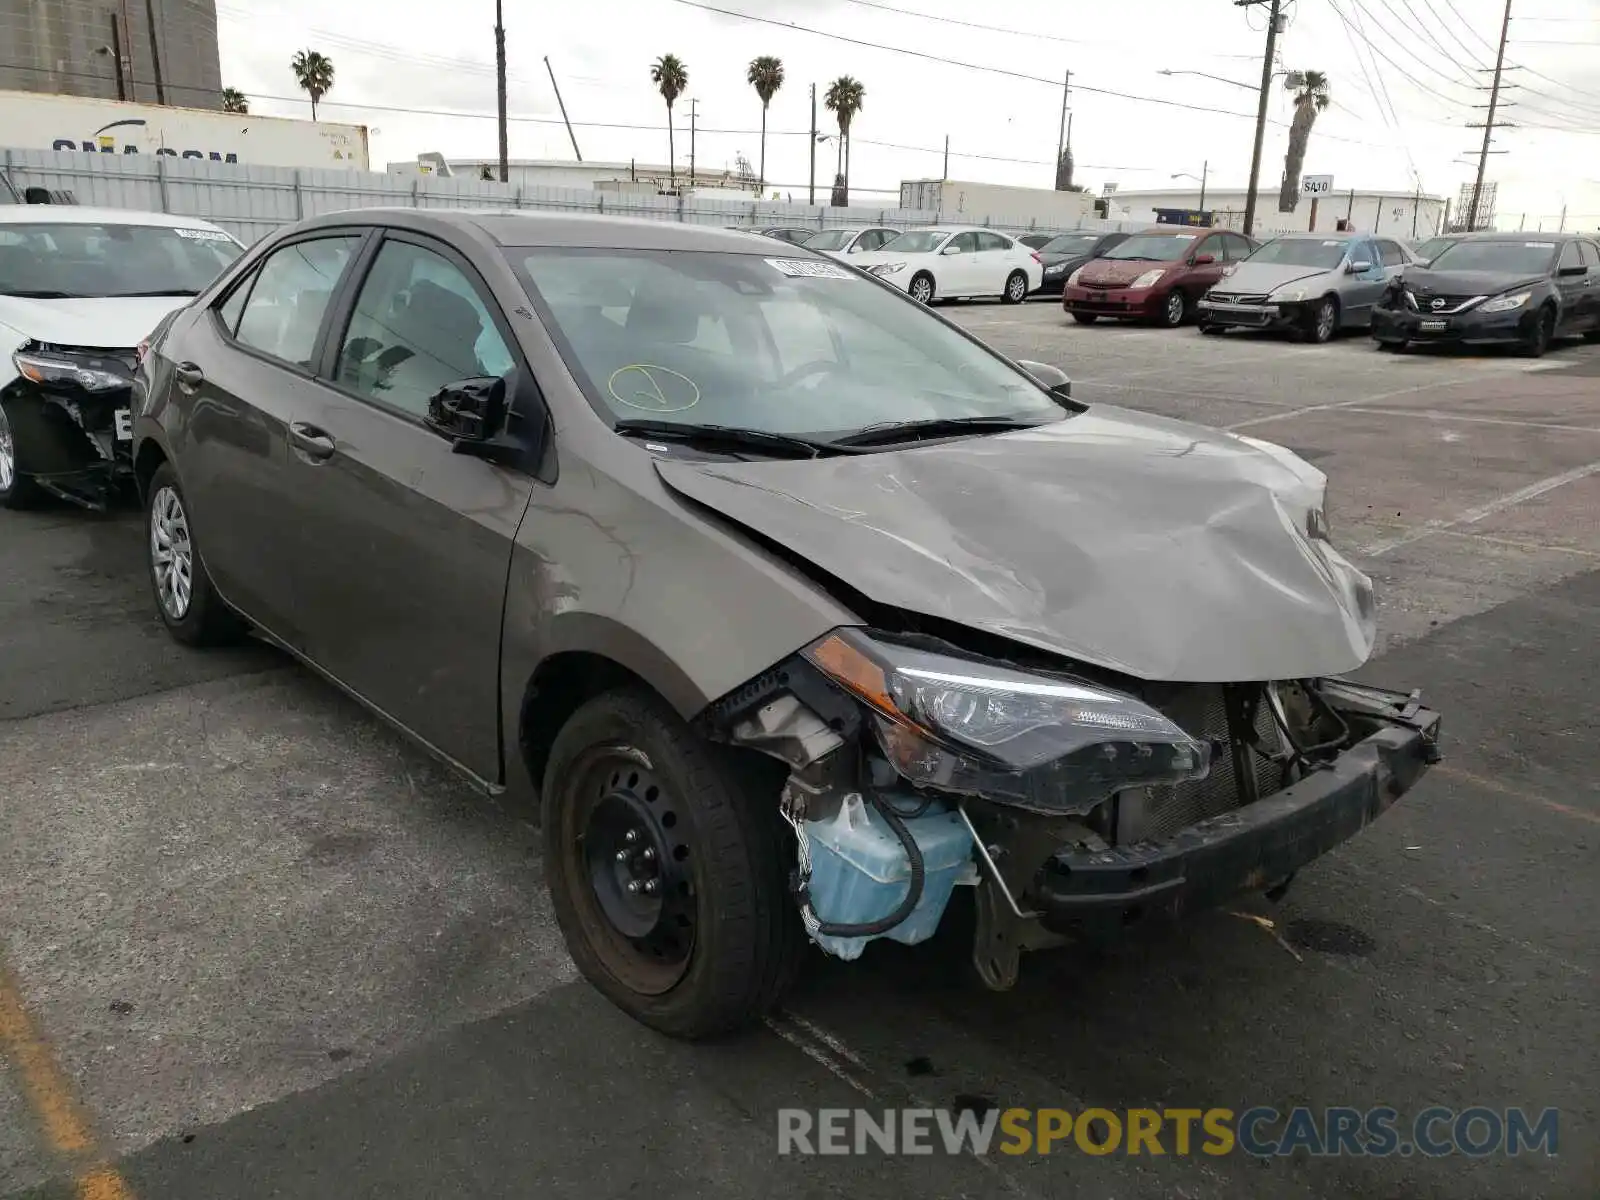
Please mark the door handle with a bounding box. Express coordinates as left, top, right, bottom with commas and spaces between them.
289, 421, 336, 461
174, 362, 204, 393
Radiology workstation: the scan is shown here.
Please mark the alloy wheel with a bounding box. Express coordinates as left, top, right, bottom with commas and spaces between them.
0, 406, 14, 493
1314, 300, 1337, 343
910, 277, 933, 304
150, 485, 195, 621
1007, 273, 1026, 302
1164, 292, 1186, 326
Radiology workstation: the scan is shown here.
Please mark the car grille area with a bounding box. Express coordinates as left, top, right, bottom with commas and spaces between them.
1207, 292, 1271, 305
1113, 685, 1287, 845
1408, 291, 1480, 312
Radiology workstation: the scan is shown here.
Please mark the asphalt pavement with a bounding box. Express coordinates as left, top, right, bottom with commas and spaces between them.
2, 307, 1596, 1199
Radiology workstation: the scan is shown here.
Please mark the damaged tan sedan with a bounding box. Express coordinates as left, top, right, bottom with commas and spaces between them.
131, 209, 1442, 1038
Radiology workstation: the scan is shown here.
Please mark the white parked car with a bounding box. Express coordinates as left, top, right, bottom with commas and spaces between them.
801, 225, 901, 260
849, 226, 1044, 304
0, 203, 244, 509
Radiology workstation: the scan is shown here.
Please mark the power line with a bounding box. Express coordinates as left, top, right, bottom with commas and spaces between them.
1326, 0, 1482, 114
1367, 0, 1480, 85
1418, 0, 1494, 70
830, 0, 1093, 45
664, 0, 1261, 120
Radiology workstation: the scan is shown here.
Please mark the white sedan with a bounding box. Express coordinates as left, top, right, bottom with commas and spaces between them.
848, 227, 1044, 304
801, 226, 901, 260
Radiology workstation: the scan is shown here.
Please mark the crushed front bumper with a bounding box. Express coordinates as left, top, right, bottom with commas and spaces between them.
1033, 700, 1440, 937
0, 378, 134, 509
1197, 297, 1301, 331
1371, 304, 1534, 346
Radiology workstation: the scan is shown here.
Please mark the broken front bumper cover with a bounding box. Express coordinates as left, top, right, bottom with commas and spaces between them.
1033, 699, 1440, 936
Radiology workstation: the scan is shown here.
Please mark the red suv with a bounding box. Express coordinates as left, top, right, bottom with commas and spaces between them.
1061, 226, 1258, 327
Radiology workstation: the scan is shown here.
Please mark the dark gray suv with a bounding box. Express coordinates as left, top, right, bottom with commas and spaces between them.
132, 209, 1441, 1038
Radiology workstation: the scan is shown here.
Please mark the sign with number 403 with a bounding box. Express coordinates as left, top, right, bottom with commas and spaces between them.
1302, 175, 1334, 196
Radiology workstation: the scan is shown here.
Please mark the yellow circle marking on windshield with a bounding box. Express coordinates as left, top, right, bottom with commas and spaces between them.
607, 364, 701, 413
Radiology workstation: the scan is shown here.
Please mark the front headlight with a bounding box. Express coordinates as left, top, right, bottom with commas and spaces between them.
1479, 290, 1530, 313
1044, 263, 1065, 274
1269, 287, 1307, 303
13, 346, 134, 393
803, 629, 1211, 812
1066, 266, 1085, 287
1130, 269, 1166, 289
868, 261, 907, 277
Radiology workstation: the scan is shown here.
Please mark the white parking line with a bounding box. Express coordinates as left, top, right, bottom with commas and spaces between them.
1224, 376, 1481, 430
1362, 458, 1600, 557
1340, 407, 1600, 435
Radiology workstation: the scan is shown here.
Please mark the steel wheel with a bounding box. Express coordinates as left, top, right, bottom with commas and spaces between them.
567, 746, 698, 995
909, 275, 934, 304
150, 484, 194, 621
0, 405, 14, 494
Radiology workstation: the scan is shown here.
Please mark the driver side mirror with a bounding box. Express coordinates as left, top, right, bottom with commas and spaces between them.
1347, 260, 1374, 273
426, 375, 525, 465
1557, 264, 1587, 277
942, 243, 964, 255
1191, 252, 1216, 266
1016, 359, 1074, 402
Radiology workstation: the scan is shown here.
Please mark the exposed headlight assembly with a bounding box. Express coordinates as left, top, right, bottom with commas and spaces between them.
803, 629, 1211, 813
1130, 269, 1166, 289
13, 346, 133, 393
1479, 290, 1531, 313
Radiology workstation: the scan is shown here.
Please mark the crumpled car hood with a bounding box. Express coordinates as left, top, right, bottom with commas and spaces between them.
654, 404, 1377, 683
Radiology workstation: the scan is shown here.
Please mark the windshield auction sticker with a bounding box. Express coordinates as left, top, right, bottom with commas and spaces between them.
173, 228, 235, 241
765, 258, 855, 278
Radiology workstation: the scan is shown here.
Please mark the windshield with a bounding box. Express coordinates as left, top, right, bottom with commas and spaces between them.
511, 249, 1062, 439
1102, 232, 1201, 261
0, 222, 242, 298
1039, 233, 1099, 255
803, 229, 856, 251
1413, 237, 1454, 261
1242, 238, 1348, 269
887, 230, 950, 254
1427, 239, 1556, 275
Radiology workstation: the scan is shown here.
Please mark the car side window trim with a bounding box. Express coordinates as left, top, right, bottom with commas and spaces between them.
316, 227, 548, 435
214, 228, 372, 378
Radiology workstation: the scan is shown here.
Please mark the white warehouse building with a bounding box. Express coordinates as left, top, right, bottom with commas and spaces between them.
1106, 187, 1449, 239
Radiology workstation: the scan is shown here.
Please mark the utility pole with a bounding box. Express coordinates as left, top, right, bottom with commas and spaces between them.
808, 84, 817, 204
494, 0, 508, 182
1467, 0, 1513, 232
688, 98, 698, 187
145, 0, 167, 104
1558, 203, 1566, 232
1055, 70, 1071, 185
943, 134, 949, 180
1238, 0, 1281, 238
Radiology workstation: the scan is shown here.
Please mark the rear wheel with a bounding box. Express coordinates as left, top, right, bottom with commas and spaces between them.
1002, 270, 1028, 304
1070, 312, 1099, 325
1158, 290, 1188, 327
0, 400, 48, 510
146, 462, 247, 645
1520, 306, 1555, 357
541, 688, 806, 1039
908, 273, 935, 304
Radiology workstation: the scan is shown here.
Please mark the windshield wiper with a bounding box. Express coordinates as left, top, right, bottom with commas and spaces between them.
113, 289, 200, 297
0, 290, 79, 299
614, 419, 849, 459
830, 414, 1048, 448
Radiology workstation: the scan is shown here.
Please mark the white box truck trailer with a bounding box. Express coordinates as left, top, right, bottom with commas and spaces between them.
899, 179, 1095, 229
0, 90, 369, 170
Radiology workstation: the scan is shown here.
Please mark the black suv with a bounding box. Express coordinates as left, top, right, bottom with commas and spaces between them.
1371, 232, 1600, 356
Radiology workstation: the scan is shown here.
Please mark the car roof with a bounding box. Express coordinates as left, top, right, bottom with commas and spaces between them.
1448, 231, 1583, 242
0, 204, 230, 232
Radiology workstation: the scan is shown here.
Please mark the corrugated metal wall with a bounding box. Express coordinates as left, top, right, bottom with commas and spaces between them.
2, 148, 1137, 245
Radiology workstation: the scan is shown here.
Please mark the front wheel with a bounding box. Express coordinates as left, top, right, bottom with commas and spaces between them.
1307, 296, 1339, 344
1002, 271, 1028, 305
1158, 290, 1187, 328
0, 400, 48, 510
908, 273, 935, 304
1520, 307, 1556, 357
541, 688, 806, 1039
146, 462, 247, 645
1070, 312, 1099, 325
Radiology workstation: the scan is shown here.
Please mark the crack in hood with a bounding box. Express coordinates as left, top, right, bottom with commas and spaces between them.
654, 404, 1376, 683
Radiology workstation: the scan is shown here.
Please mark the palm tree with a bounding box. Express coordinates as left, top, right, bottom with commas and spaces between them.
746, 56, 784, 196
823, 76, 865, 205
221, 87, 249, 115
650, 54, 689, 189
290, 49, 335, 121
1278, 70, 1330, 212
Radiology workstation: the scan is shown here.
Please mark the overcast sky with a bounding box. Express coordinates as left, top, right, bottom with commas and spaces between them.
216, 0, 1600, 229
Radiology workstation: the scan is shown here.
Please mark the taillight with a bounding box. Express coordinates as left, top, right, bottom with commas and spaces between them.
1031, 251, 1042, 263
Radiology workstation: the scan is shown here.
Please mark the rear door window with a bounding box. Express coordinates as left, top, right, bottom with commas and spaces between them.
232, 236, 360, 369
1377, 239, 1405, 266
976, 232, 1012, 252
1557, 241, 1583, 272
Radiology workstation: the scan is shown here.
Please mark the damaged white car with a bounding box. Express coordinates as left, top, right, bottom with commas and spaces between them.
0, 205, 243, 509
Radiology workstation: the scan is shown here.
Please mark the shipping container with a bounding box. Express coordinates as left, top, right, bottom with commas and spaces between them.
0, 90, 369, 170
898, 179, 1094, 229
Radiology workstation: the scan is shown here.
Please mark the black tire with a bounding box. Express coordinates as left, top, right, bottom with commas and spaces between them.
1157, 290, 1188, 328
1583, 329, 1600, 343
908, 272, 935, 304
1002, 270, 1028, 305
1520, 306, 1556, 357
1069, 312, 1099, 325
1306, 296, 1339, 344
145, 461, 247, 645
0, 399, 50, 510
541, 687, 806, 1039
